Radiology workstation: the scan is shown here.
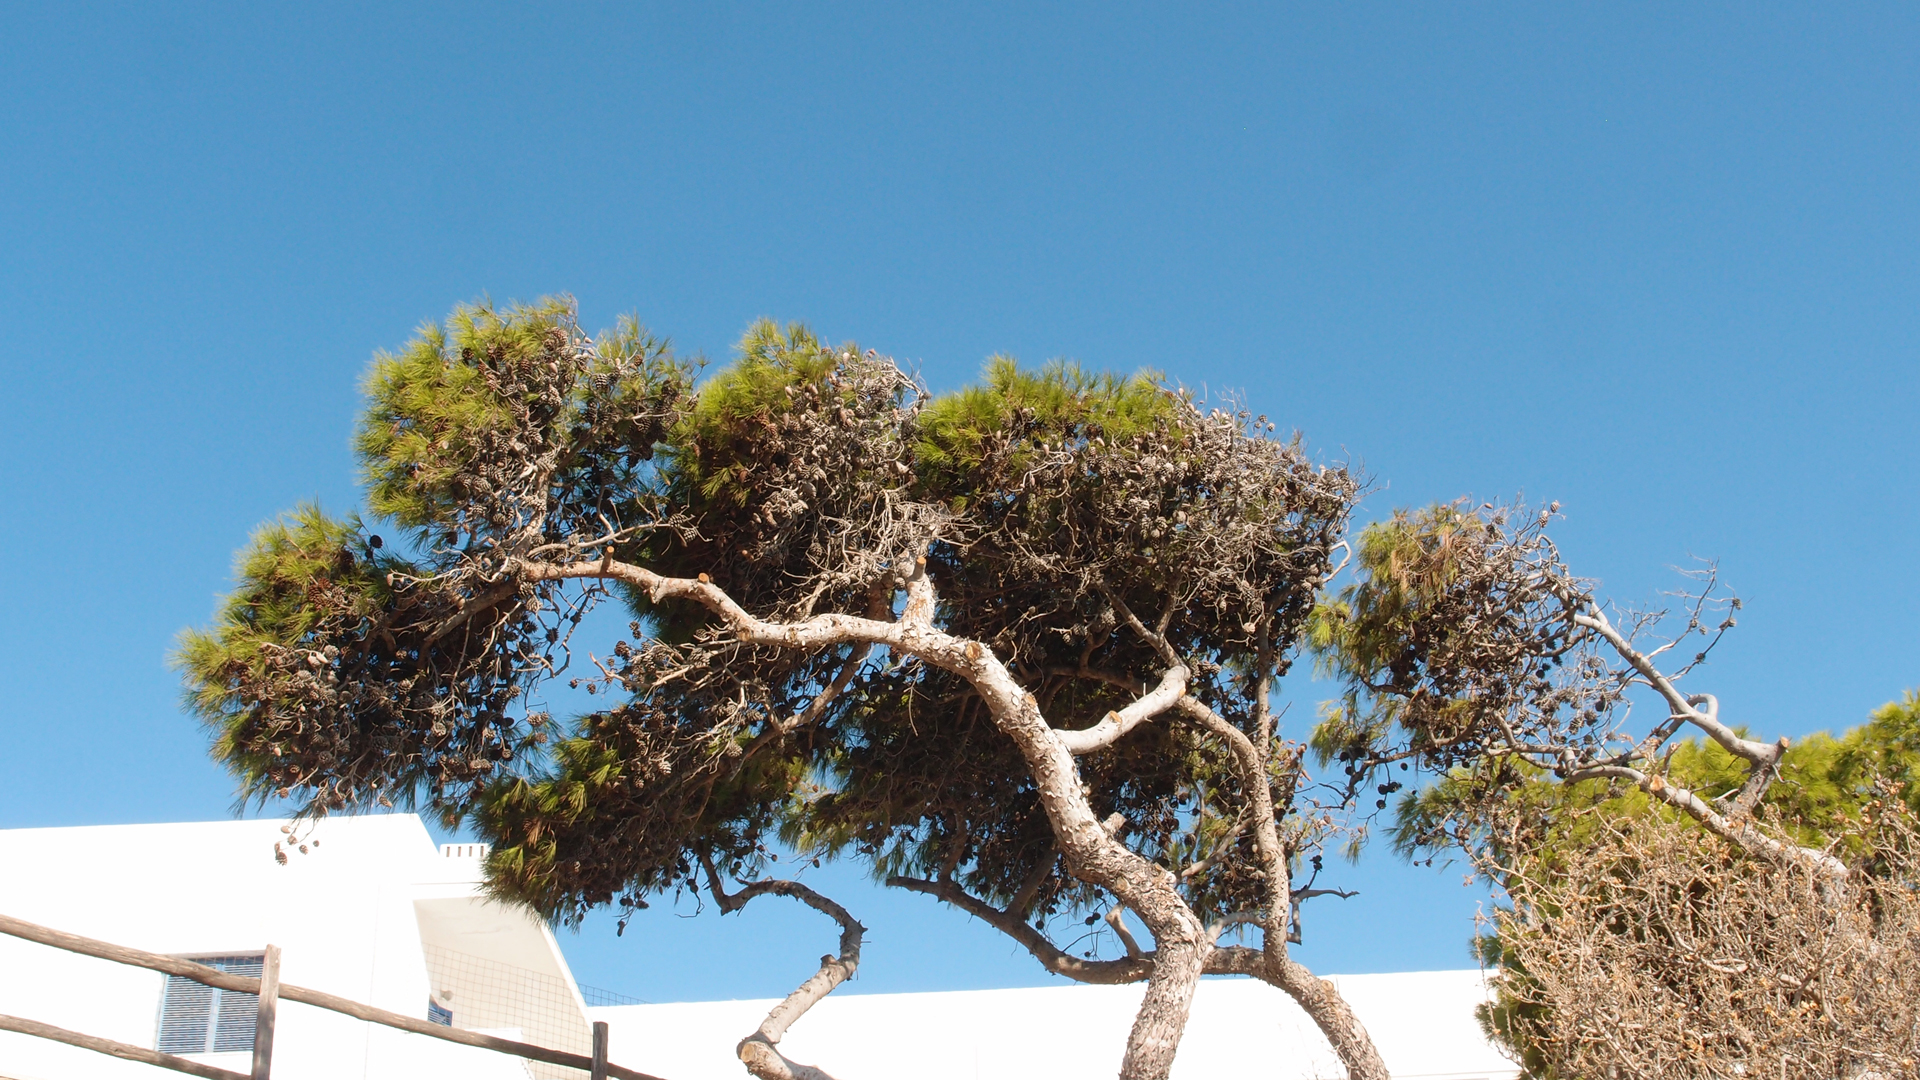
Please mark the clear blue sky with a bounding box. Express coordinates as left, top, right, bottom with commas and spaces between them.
2, 3, 1915, 1004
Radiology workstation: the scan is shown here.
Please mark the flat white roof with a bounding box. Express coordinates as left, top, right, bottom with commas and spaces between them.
591, 970, 1519, 1080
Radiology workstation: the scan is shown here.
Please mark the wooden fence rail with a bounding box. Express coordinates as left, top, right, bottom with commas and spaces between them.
0, 913, 663, 1080
0, 1014, 248, 1080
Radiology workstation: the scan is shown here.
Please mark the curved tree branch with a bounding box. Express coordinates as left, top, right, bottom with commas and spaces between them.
521, 556, 1218, 1080
1561, 764, 1846, 879
887, 875, 1272, 982
1106, 903, 1147, 959
1575, 608, 1786, 770
1172, 693, 1391, 1080
888, 875, 1154, 983
703, 856, 863, 1080
1053, 664, 1190, 755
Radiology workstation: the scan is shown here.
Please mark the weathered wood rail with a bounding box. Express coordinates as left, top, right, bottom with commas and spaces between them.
0, 912, 660, 1080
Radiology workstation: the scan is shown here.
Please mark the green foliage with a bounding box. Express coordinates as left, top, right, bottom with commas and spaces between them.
786, 357, 1352, 919
1307, 504, 1586, 773
177, 504, 392, 740
357, 298, 692, 544
1299, 496, 1920, 1075
670, 318, 845, 505
915, 356, 1173, 503
478, 707, 816, 915
1822, 690, 1920, 806
182, 299, 1359, 945
356, 299, 572, 530
1469, 928, 1553, 1079
607, 318, 923, 642
180, 298, 701, 824
173, 504, 432, 810
1309, 504, 1490, 684
1395, 696, 1920, 870
178, 506, 376, 653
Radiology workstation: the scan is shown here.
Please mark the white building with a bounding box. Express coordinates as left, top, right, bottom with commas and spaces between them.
0, 815, 1520, 1080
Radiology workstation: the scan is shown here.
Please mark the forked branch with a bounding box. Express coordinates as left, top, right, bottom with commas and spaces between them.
886, 875, 1153, 983
1575, 607, 1784, 771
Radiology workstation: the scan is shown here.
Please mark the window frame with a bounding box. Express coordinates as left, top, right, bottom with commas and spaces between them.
154, 953, 266, 1056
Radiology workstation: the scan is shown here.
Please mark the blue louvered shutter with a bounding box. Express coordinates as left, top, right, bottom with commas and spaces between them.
156, 976, 213, 1053
210, 955, 264, 1052
158, 955, 263, 1054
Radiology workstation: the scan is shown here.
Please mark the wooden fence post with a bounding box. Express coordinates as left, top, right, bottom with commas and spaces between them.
251, 944, 281, 1080
592, 1020, 609, 1080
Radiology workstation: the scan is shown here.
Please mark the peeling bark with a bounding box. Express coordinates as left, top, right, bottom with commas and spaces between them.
1174, 695, 1391, 1080
1123, 935, 1211, 1078
524, 556, 1229, 1079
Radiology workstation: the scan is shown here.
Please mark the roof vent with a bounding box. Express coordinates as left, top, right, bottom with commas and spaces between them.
440, 843, 491, 859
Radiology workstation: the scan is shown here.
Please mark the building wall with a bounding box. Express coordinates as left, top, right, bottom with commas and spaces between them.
0, 814, 1520, 1080
0, 815, 564, 1080
590, 973, 1523, 1080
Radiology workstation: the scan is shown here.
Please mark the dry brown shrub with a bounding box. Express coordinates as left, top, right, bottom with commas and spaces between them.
1490, 802, 1920, 1079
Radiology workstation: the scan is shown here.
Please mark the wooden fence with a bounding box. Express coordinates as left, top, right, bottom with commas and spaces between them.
0, 913, 663, 1080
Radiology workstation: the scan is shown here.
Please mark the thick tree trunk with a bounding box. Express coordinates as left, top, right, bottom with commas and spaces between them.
1122, 933, 1212, 1080
526, 561, 1248, 1078
1267, 959, 1390, 1080
1174, 698, 1392, 1080
956, 667, 1214, 1077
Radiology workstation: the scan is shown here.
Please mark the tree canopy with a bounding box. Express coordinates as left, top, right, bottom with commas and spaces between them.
181, 297, 1903, 1080
181, 299, 1389, 1080
1315, 501, 1920, 1079
1284, 499, 1920, 1079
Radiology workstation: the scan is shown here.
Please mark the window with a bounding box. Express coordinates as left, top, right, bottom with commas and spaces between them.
156, 954, 264, 1054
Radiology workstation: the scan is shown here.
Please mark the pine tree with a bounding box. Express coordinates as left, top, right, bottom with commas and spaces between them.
180, 298, 1389, 1080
